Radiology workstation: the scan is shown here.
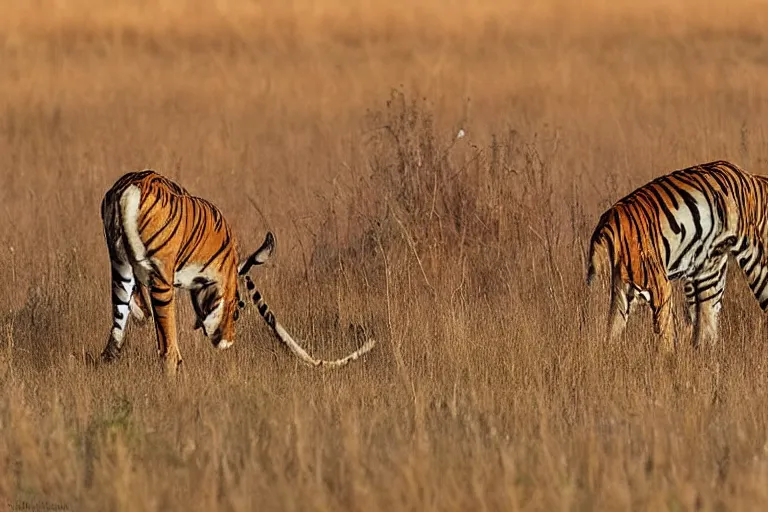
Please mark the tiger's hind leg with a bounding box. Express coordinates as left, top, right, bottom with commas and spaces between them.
101, 256, 141, 362
683, 280, 697, 325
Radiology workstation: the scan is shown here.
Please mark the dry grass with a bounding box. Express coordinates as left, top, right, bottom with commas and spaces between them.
4, 1, 768, 510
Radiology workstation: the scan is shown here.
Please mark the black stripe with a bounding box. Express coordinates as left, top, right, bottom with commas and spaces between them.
667, 178, 703, 239
754, 272, 768, 298
111, 266, 131, 283
143, 214, 175, 249
708, 170, 730, 195
151, 295, 174, 308
697, 291, 724, 303
645, 186, 681, 235
147, 213, 184, 258
139, 194, 163, 231
668, 223, 687, 272
111, 296, 128, 306
694, 278, 720, 296
746, 243, 763, 276
654, 181, 680, 210
200, 232, 232, 272
176, 201, 203, 268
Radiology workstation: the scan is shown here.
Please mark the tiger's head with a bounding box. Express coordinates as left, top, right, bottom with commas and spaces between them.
194, 231, 276, 349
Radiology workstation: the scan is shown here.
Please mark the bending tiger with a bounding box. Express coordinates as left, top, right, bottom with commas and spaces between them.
100, 169, 376, 375
587, 160, 768, 352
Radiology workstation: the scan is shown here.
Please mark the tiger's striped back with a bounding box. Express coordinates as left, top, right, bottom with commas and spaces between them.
104, 170, 239, 297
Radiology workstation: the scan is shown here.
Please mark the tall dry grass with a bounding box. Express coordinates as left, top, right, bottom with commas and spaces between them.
3, 0, 768, 510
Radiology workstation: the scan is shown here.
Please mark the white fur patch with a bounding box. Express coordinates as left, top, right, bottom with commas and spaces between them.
203, 300, 224, 337
119, 185, 153, 284
174, 264, 205, 288
217, 339, 233, 350
110, 327, 125, 343
253, 244, 273, 265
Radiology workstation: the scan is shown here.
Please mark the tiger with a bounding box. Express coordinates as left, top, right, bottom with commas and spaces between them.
100, 169, 376, 375
586, 160, 768, 352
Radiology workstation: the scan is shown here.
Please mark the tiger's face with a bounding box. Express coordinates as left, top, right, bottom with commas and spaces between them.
190, 280, 236, 349
191, 232, 276, 349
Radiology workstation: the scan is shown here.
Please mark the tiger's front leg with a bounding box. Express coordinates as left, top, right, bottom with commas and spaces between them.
149, 279, 183, 376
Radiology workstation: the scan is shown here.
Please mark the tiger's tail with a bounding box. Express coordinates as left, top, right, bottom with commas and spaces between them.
245, 276, 377, 368
586, 223, 614, 286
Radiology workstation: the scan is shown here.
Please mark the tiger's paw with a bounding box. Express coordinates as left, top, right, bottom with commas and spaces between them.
100, 340, 122, 363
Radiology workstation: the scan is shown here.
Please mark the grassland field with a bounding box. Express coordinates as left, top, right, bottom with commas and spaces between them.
4, 1, 768, 510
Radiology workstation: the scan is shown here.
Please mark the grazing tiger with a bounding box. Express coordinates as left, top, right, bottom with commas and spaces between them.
587, 160, 768, 352
100, 169, 376, 375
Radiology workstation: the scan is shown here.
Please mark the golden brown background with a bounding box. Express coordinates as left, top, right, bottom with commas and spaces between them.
3, 0, 768, 509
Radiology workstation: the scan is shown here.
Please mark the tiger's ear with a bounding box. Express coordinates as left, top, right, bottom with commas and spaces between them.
238, 231, 276, 275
